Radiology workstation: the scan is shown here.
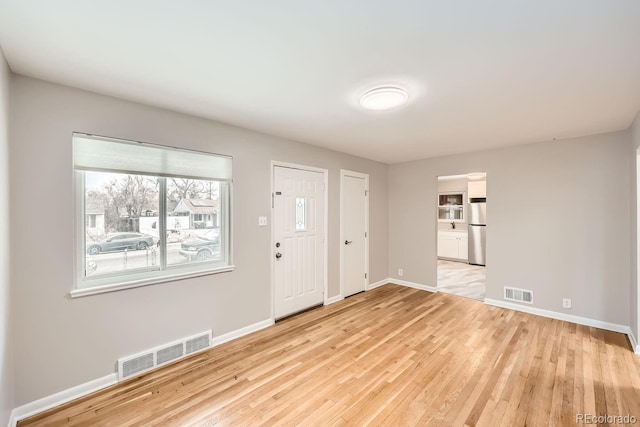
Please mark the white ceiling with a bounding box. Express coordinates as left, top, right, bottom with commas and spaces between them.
1, 1, 639, 164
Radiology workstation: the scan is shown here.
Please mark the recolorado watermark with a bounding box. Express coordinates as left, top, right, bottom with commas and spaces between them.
576, 414, 637, 424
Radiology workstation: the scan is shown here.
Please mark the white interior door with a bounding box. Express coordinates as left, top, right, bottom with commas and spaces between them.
341, 171, 368, 298
273, 165, 325, 319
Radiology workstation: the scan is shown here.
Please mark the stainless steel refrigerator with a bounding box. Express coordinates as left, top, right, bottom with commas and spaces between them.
468, 198, 486, 266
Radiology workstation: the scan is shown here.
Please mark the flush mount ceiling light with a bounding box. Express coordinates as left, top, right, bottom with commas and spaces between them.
359, 86, 408, 111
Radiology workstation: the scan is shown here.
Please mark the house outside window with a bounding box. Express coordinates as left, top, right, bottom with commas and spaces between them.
173, 199, 219, 229
72, 133, 233, 297
85, 197, 105, 235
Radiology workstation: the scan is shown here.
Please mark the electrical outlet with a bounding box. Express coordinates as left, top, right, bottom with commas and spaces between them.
398, 268, 404, 277
562, 298, 571, 309
258, 216, 268, 226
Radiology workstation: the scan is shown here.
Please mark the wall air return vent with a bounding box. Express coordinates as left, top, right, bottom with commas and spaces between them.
117, 330, 212, 381
504, 287, 533, 304
121, 353, 154, 379
186, 334, 210, 354
157, 343, 184, 365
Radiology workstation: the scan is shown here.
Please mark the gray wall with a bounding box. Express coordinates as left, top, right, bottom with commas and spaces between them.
0, 47, 12, 426
5, 72, 638, 413
389, 131, 631, 326
631, 111, 640, 342
10, 76, 388, 405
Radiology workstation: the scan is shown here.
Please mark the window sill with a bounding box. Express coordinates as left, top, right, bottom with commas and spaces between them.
70, 265, 235, 298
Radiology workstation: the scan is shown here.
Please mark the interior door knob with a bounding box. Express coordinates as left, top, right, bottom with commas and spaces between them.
345, 240, 352, 245
275, 252, 282, 259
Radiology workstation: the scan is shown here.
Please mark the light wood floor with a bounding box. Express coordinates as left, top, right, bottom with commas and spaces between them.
20, 284, 640, 426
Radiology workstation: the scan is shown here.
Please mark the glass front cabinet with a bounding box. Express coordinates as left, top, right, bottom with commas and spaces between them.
437, 192, 465, 222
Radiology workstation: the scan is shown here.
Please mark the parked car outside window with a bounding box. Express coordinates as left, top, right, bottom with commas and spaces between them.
87, 232, 154, 255
179, 229, 221, 261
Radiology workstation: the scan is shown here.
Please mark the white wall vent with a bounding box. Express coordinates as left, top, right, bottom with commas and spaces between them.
504, 286, 533, 304
186, 334, 210, 354
117, 330, 212, 381
122, 353, 154, 379
157, 343, 184, 365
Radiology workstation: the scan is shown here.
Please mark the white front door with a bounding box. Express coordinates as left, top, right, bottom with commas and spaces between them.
341, 171, 368, 298
273, 165, 325, 319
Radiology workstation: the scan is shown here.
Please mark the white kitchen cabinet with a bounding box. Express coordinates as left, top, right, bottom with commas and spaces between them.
438, 192, 465, 222
437, 231, 468, 261
467, 180, 486, 198
438, 233, 459, 258
458, 234, 468, 260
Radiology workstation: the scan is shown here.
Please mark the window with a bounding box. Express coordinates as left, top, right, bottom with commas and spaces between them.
73, 133, 233, 296
86, 214, 97, 228
295, 197, 307, 231
437, 192, 465, 222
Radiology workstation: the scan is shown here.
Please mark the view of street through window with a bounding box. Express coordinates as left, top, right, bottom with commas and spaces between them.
84, 171, 222, 277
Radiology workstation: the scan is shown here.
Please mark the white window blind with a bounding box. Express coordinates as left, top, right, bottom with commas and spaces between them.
73, 133, 232, 181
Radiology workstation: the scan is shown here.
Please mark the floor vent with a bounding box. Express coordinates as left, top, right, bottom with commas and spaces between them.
117, 330, 212, 381
504, 286, 533, 304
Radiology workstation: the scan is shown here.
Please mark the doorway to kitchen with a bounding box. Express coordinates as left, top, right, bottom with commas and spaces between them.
436, 173, 487, 301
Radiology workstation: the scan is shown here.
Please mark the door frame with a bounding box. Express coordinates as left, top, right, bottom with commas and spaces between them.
340, 169, 369, 298
270, 161, 329, 321
636, 148, 640, 354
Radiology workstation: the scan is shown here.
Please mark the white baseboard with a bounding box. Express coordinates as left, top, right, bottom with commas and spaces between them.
367, 279, 389, 290
628, 329, 640, 355
326, 279, 390, 304
8, 318, 276, 427
325, 295, 344, 305
210, 318, 274, 347
325, 278, 397, 303
389, 278, 437, 293
8, 373, 118, 427
485, 298, 633, 337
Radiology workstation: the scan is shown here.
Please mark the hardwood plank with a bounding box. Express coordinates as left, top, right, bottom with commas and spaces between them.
18, 284, 640, 427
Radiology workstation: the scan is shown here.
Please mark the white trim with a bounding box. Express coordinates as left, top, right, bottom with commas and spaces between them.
7, 318, 276, 426
367, 278, 389, 290
210, 318, 274, 347
636, 147, 640, 355
269, 160, 328, 175
368, 281, 639, 354
340, 170, 370, 299
390, 278, 438, 293
73, 171, 84, 291
270, 161, 329, 318
70, 265, 235, 298
485, 298, 631, 335
8, 374, 118, 427
325, 295, 344, 305
628, 329, 640, 355
74, 169, 234, 297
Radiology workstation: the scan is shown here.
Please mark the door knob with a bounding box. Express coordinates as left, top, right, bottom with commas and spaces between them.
275, 252, 282, 259
345, 240, 352, 245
